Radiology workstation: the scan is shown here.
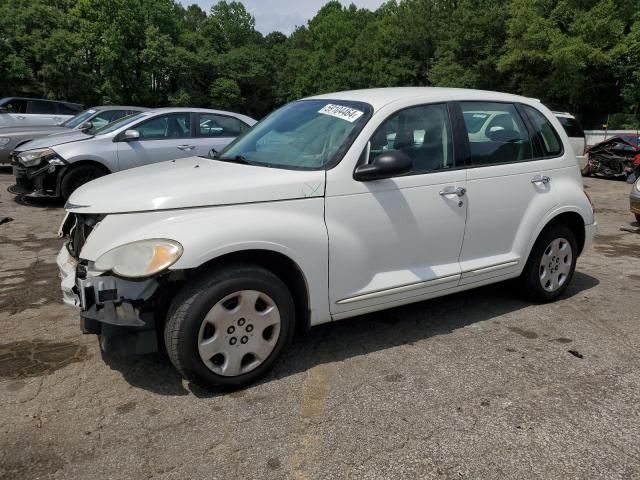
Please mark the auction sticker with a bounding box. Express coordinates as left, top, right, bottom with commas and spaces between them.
318, 104, 364, 123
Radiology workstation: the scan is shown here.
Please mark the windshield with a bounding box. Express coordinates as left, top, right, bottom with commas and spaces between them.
93, 112, 148, 135
62, 109, 96, 128
217, 99, 372, 170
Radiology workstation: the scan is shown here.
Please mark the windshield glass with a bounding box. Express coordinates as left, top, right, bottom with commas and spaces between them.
62, 109, 96, 129
217, 99, 372, 170
94, 112, 148, 135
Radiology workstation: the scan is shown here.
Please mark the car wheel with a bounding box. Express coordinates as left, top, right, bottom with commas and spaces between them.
519, 224, 577, 303
60, 164, 106, 200
635, 213, 640, 224
164, 265, 295, 389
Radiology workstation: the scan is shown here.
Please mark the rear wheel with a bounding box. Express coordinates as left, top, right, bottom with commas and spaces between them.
519, 224, 577, 303
164, 265, 295, 389
60, 164, 107, 200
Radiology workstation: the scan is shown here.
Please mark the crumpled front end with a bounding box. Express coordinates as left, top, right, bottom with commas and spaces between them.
57, 213, 168, 355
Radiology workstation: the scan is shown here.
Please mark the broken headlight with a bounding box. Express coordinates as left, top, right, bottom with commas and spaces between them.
17, 148, 61, 167
94, 239, 183, 278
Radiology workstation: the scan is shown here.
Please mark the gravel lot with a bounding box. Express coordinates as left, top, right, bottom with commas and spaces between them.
0, 169, 638, 480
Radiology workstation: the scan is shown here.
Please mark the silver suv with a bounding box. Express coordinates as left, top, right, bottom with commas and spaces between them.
11, 108, 256, 200
0, 97, 83, 128
0, 106, 149, 164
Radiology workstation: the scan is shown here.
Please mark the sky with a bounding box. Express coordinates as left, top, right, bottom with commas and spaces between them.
186, 0, 386, 34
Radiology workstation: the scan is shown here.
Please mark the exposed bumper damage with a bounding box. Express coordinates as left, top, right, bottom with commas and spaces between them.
584, 137, 640, 179
10, 153, 66, 198
57, 214, 164, 355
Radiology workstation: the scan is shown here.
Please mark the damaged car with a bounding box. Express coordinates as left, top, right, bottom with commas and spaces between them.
582, 136, 640, 179
11, 108, 256, 200
57, 88, 595, 390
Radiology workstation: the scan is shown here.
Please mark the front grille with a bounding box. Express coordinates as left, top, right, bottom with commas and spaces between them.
67, 214, 97, 259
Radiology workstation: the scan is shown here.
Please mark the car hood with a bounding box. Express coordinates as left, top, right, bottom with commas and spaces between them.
16, 130, 93, 152
66, 157, 326, 214
0, 125, 69, 135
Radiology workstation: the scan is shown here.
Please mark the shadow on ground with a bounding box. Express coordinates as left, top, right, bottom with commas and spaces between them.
102, 272, 599, 397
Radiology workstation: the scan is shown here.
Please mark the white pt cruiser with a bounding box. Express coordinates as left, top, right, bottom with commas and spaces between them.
57, 88, 596, 389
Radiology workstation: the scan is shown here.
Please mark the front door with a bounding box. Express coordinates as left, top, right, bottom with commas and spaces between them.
116, 112, 195, 171
326, 103, 468, 317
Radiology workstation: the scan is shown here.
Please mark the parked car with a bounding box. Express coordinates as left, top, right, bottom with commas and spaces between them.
57, 88, 595, 389
0, 106, 149, 165
11, 108, 255, 199
553, 112, 587, 171
631, 177, 640, 223
0, 97, 82, 128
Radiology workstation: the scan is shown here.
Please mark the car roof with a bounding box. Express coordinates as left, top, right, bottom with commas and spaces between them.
0, 97, 82, 107
305, 87, 543, 112
149, 107, 256, 125
88, 105, 151, 111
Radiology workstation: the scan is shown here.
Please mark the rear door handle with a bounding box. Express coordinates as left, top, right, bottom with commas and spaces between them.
439, 186, 466, 197
177, 145, 195, 151
16, 115, 26, 120
531, 175, 551, 185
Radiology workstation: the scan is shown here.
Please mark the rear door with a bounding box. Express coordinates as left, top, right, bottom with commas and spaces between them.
116, 112, 195, 171
193, 112, 249, 156
24, 100, 64, 126
456, 101, 565, 286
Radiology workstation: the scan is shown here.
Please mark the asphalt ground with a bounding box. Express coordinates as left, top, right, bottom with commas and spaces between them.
0, 168, 639, 479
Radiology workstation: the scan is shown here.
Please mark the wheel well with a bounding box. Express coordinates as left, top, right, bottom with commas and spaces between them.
65, 160, 111, 175
192, 250, 311, 333
543, 212, 586, 255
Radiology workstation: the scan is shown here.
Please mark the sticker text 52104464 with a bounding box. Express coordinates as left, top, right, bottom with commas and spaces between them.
318, 104, 364, 123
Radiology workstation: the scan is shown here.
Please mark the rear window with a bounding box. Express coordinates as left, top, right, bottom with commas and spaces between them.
26, 100, 57, 114
523, 106, 563, 157
557, 116, 585, 138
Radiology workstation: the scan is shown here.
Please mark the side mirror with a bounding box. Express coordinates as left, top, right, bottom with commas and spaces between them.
207, 148, 218, 159
79, 121, 94, 130
120, 129, 140, 142
353, 150, 412, 181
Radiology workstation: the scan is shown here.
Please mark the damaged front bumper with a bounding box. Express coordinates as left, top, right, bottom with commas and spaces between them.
11, 154, 66, 198
56, 244, 162, 354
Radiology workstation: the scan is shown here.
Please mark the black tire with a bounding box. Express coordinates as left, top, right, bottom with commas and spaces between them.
635, 213, 640, 224
519, 224, 578, 303
60, 164, 107, 200
164, 265, 295, 390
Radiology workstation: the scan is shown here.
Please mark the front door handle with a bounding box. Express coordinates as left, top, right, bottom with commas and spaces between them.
16, 115, 26, 120
439, 186, 467, 197
177, 145, 195, 151
531, 175, 551, 185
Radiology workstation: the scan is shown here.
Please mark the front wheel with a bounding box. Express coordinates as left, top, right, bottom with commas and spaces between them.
519, 224, 577, 303
164, 265, 295, 389
60, 164, 107, 200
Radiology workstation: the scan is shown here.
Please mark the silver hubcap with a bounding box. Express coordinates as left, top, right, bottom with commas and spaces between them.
539, 237, 572, 292
197, 290, 281, 377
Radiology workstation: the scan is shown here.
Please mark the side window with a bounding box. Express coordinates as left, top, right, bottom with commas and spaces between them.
58, 103, 81, 115
524, 106, 563, 157
2, 99, 27, 113
460, 102, 532, 165
136, 113, 191, 140
198, 114, 245, 137
90, 111, 119, 130
368, 103, 454, 174
557, 117, 584, 138
26, 100, 57, 114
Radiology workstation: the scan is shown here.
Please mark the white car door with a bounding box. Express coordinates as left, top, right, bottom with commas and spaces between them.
326, 103, 468, 318
0, 99, 29, 128
116, 112, 197, 171
24, 100, 65, 126
456, 101, 565, 286
191, 112, 249, 156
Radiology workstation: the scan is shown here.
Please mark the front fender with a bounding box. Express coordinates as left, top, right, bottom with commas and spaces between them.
78, 198, 331, 325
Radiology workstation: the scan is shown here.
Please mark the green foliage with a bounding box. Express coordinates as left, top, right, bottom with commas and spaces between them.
0, 0, 638, 122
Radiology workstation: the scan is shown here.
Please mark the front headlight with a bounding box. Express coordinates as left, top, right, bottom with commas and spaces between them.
17, 148, 60, 167
0, 137, 11, 148
94, 239, 183, 278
